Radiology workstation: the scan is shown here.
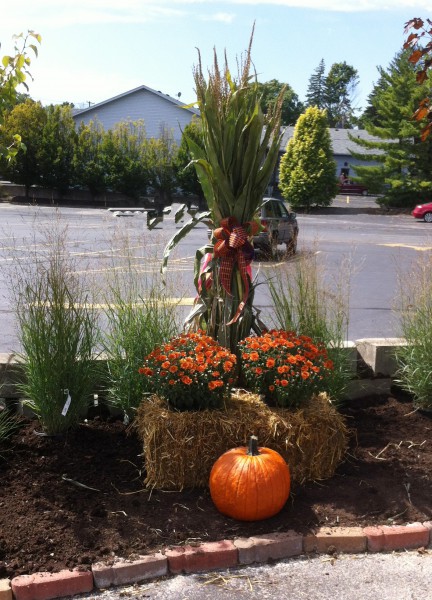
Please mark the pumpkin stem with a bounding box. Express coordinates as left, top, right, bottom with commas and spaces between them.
247, 435, 260, 456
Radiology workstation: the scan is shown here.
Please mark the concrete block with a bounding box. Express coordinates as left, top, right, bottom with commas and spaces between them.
0, 579, 12, 600
355, 338, 406, 377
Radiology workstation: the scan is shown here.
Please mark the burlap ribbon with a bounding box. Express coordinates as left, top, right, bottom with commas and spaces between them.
213, 216, 258, 324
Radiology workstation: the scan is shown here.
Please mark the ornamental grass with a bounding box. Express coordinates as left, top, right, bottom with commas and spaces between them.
136, 390, 348, 490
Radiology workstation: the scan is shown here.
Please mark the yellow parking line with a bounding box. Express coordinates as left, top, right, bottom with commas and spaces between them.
378, 243, 432, 251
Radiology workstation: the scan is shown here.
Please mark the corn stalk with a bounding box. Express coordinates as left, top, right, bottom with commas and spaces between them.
164, 28, 284, 351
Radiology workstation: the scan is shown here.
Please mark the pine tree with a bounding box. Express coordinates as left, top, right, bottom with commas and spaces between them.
349, 50, 432, 207
279, 106, 337, 210
306, 59, 326, 109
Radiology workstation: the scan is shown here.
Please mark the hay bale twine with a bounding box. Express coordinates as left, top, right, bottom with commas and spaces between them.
136, 390, 348, 490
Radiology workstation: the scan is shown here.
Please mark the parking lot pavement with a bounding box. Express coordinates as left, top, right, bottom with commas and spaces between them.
71, 550, 432, 600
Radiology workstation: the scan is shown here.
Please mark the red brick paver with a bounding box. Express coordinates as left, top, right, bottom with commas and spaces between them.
11, 569, 93, 600
92, 553, 167, 588
364, 523, 430, 552
234, 531, 303, 565
303, 526, 367, 554
165, 540, 237, 574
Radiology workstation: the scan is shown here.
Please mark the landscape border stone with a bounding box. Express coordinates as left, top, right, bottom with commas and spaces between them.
3, 523, 431, 600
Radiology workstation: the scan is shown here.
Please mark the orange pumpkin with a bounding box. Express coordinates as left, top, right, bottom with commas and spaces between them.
209, 435, 291, 521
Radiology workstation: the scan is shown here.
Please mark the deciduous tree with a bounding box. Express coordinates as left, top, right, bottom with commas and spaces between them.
257, 79, 303, 126
0, 31, 41, 160
1, 99, 46, 196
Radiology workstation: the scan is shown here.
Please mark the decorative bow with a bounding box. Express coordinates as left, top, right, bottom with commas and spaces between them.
213, 216, 258, 324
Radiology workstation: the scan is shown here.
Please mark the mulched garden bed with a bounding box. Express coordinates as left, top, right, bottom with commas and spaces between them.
0, 390, 431, 580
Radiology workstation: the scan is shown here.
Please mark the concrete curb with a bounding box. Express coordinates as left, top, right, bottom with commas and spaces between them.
2, 522, 431, 599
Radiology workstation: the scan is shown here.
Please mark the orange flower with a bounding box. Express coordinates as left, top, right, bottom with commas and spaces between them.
169, 365, 178, 373
268, 384, 275, 392
138, 367, 153, 376
169, 379, 176, 385
266, 358, 275, 368
301, 371, 310, 380
280, 379, 288, 387
181, 376, 193, 385
212, 371, 221, 378
223, 360, 234, 372
162, 361, 170, 369
255, 367, 263, 375
249, 352, 259, 361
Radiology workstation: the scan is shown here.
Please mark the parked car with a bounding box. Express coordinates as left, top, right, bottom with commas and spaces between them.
253, 197, 299, 257
207, 198, 298, 259
412, 201, 432, 222
337, 180, 369, 196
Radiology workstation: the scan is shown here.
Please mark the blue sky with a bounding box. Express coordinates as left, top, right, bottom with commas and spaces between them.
1, 0, 431, 114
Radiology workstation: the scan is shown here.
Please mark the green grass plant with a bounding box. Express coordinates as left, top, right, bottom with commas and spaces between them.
394, 252, 432, 410
265, 249, 352, 404
5, 214, 100, 435
100, 227, 182, 420
0, 402, 19, 444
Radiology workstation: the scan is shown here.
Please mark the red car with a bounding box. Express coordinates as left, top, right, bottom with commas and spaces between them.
337, 180, 369, 196
412, 201, 432, 222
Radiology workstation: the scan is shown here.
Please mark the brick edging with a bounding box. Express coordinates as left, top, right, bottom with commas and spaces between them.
3, 521, 431, 600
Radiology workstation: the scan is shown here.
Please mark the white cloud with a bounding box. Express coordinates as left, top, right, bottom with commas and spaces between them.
2, 0, 432, 29
199, 12, 236, 22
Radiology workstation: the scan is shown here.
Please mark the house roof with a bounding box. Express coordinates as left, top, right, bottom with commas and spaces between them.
72, 84, 200, 117
279, 126, 386, 156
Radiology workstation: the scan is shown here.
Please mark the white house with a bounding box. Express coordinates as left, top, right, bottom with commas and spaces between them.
72, 85, 199, 143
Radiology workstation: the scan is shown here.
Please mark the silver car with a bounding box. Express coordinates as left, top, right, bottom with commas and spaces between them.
253, 197, 298, 258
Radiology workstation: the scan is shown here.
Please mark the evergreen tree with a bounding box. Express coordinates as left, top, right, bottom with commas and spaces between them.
279, 106, 337, 210
349, 50, 432, 207
305, 59, 326, 109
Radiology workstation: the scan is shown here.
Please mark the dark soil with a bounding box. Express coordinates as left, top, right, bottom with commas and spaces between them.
0, 391, 431, 580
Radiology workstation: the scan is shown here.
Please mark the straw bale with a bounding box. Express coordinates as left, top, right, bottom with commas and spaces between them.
136, 390, 348, 490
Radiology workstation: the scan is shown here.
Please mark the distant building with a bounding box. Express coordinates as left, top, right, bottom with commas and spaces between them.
278, 126, 384, 177
72, 85, 199, 143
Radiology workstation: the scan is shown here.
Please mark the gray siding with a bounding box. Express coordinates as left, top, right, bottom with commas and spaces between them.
73, 87, 197, 142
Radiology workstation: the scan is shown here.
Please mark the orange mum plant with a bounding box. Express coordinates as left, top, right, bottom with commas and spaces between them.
139, 331, 237, 410
239, 330, 334, 408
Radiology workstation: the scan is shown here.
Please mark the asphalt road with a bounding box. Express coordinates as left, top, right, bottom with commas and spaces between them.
0, 199, 431, 352
70, 550, 432, 600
